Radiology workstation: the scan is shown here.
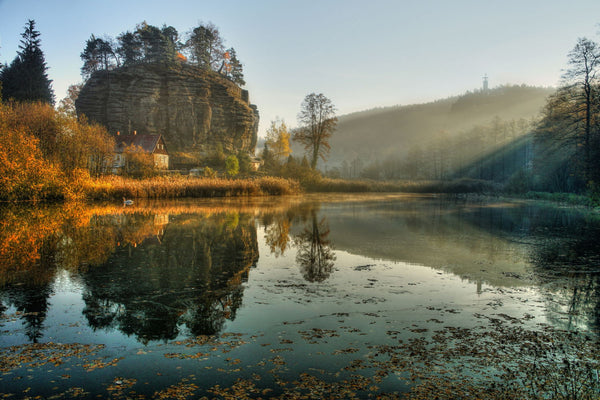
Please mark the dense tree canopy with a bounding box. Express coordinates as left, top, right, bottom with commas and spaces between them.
80, 35, 119, 79
0, 19, 54, 104
80, 21, 245, 86
186, 22, 223, 70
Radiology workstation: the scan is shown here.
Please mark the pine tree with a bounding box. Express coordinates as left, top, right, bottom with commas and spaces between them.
186, 23, 224, 70
0, 20, 54, 104
227, 47, 245, 86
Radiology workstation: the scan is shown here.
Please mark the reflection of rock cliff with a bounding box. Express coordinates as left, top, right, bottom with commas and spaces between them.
81, 211, 259, 342
75, 63, 259, 155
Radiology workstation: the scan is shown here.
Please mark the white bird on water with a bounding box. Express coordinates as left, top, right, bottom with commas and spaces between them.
123, 197, 134, 206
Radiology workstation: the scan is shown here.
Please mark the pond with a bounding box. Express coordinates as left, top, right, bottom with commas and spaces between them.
1, 194, 599, 399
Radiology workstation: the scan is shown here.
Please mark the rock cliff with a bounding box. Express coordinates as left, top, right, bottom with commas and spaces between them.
76, 63, 258, 157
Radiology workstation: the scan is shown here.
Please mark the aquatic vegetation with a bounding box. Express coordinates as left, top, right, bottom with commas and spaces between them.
1, 319, 598, 399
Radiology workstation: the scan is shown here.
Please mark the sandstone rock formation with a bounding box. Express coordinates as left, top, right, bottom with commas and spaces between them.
76, 63, 258, 158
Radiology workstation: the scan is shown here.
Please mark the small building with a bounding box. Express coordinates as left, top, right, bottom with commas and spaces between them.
112, 132, 169, 173
249, 156, 263, 171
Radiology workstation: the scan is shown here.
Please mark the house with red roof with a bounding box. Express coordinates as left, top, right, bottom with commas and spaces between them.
112, 131, 169, 174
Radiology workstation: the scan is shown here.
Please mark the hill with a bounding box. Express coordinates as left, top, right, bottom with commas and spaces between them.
318, 85, 554, 175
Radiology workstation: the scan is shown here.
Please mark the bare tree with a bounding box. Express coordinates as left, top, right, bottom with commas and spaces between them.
294, 93, 337, 169
562, 37, 600, 183
294, 210, 336, 282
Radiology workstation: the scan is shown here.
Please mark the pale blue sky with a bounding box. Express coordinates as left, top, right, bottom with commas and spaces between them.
1, 0, 599, 136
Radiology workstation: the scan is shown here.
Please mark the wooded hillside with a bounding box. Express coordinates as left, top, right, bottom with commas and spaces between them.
319, 85, 554, 178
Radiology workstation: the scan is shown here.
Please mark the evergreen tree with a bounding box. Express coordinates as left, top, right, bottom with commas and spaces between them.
226, 47, 245, 86
81, 35, 119, 79
0, 20, 54, 104
185, 23, 224, 70
136, 22, 177, 63
117, 30, 143, 66
80, 35, 102, 78
160, 25, 180, 62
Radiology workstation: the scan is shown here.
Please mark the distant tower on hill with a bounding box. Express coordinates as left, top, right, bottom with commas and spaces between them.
482, 74, 489, 91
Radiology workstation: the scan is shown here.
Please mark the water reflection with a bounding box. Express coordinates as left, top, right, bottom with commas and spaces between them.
1, 195, 600, 341
294, 209, 336, 282
529, 222, 600, 332
453, 201, 600, 332
0, 203, 259, 342
80, 211, 258, 342
2, 285, 52, 343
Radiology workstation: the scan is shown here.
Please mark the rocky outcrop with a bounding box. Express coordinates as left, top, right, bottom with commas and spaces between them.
76, 63, 258, 156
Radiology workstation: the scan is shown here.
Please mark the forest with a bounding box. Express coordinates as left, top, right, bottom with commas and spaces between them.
323, 85, 549, 183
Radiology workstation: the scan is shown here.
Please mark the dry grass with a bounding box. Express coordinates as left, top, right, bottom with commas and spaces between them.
84, 176, 301, 200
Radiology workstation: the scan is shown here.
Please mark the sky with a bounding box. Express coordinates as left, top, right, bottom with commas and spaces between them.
1, 0, 600, 137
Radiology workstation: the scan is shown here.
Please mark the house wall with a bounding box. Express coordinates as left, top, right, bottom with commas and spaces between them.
154, 154, 169, 169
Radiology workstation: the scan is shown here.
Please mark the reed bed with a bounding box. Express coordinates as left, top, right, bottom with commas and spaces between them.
85, 176, 301, 200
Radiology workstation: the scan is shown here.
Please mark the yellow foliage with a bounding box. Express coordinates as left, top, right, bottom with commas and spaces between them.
0, 103, 66, 201
265, 119, 292, 161
121, 144, 155, 178
0, 101, 115, 201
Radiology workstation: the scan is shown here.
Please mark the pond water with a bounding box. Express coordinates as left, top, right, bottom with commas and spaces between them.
1, 194, 599, 399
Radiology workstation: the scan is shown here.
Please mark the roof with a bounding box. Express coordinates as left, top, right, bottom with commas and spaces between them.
115, 134, 162, 153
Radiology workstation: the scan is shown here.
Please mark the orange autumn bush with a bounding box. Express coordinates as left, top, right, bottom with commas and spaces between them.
0, 101, 114, 201
0, 103, 66, 201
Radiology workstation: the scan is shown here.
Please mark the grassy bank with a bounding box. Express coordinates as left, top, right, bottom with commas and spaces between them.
84, 176, 301, 200
304, 177, 500, 194
519, 191, 594, 207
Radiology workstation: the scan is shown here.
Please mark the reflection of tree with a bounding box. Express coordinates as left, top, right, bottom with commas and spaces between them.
261, 201, 316, 258
0, 205, 66, 342
81, 212, 259, 342
0, 205, 63, 285
264, 216, 291, 256
455, 201, 600, 332
0, 203, 262, 343
2, 284, 52, 343
529, 225, 600, 332
294, 210, 336, 282
441, 201, 600, 333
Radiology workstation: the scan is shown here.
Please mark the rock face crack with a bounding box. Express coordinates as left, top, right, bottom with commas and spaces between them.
76, 63, 259, 157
